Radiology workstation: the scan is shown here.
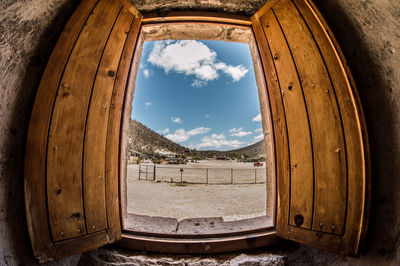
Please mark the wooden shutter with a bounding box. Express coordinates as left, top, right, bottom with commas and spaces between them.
251, 0, 370, 256
24, 0, 142, 262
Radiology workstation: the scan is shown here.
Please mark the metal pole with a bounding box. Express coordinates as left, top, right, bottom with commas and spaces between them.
138, 165, 141, 180
146, 165, 148, 180
231, 168, 233, 184
254, 168, 257, 184
153, 165, 156, 181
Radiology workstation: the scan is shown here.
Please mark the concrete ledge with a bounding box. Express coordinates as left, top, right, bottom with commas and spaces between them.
79, 248, 286, 265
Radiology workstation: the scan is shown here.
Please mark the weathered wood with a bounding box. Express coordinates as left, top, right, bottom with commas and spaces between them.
142, 11, 251, 26
83, 7, 133, 235
260, 9, 314, 230
47, 0, 122, 241
119, 231, 279, 254
287, 226, 341, 252
293, 0, 370, 254
251, 14, 290, 237
54, 230, 109, 260
273, 0, 346, 235
24, 0, 98, 261
105, 7, 143, 243
248, 33, 276, 223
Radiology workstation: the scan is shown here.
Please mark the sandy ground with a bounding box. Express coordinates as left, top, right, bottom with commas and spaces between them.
127, 160, 266, 221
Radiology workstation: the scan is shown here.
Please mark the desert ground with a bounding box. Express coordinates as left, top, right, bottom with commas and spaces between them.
127, 160, 266, 221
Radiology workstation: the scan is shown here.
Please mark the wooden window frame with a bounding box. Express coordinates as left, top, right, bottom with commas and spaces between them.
117, 12, 280, 253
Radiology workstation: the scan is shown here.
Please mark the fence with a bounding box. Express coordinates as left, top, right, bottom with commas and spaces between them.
138, 165, 266, 185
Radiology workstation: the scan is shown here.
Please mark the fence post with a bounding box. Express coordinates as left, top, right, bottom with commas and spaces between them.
206, 168, 208, 184
138, 165, 141, 180
153, 165, 156, 181
231, 168, 233, 184
146, 165, 148, 180
254, 168, 257, 184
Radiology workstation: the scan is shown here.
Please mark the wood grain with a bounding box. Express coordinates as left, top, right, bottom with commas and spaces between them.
54, 230, 109, 260
293, 0, 369, 254
273, 0, 346, 235
260, 9, 314, 230
83, 7, 133, 235
142, 11, 251, 26
47, 0, 122, 242
24, 0, 98, 261
251, 14, 290, 237
105, 8, 143, 243
119, 231, 279, 254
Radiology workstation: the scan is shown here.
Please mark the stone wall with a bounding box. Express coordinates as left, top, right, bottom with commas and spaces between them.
0, 0, 399, 265
0, 0, 82, 265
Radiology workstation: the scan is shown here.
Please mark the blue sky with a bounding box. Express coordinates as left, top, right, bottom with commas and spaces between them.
131, 40, 263, 151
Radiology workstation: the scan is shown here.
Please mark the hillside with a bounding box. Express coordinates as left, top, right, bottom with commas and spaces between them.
128, 120, 193, 156
128, 119, 265, 158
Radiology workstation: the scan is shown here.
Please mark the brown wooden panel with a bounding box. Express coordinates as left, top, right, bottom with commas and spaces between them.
24, 0, 98, 261
260, 10, 314, 229
287, 226, 341, 252
119, 231, 279, 254
273, 0, 346, 235
54, 230, 109, 260
47, 0, 122, 242
142, 11, 251, 26
293, 0, 369, 254
105, 9, 143, 243
251, 15, 290, 237
83, 7, 133, 235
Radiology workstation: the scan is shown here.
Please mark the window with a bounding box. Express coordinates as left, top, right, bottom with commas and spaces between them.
122, 24, 275, 237
24, 0, 369, 262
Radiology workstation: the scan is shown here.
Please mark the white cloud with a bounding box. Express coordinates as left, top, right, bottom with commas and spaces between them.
252, 113, 262, 122
194, 134, 245, 149
230, 131, 252, 137
158, 128, 170, 134
191, 79, 208, 88
145, 102, 152, 109
254, 133, 264, 142
228, 127, 243, 133
187, 127, 211, 135
148, 40, 249, 85
171, 117, 182, 123
205, 114, 210, 118
143, 69, 152, 79
254, 128, 262, 133
165, 127, 211, 143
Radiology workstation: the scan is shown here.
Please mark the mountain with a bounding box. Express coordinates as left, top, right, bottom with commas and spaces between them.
128, 120, 192, 155
128, 119, 265, 158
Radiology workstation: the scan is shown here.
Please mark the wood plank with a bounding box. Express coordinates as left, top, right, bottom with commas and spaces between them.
54, 230, 109, 260
24, 0, 98, 261
287, 226, 341, 252
273, 0, 346, 235
47, 0, 122, 242
119, 231, 279, 254
260, 9, 314, 229
248, 33, 276, 223
142, 11, 251, 26
293, 0, 370, 254
251, 14, 290, 237
105, 9, 143, 243
117, 0, 140, 18
248, 0, 281, 18
83, 7, 133, 235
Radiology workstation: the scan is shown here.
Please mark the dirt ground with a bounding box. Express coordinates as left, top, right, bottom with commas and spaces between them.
127, 160, 267, 221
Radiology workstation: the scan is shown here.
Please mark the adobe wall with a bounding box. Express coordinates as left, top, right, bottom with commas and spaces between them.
0, 0, 399, 265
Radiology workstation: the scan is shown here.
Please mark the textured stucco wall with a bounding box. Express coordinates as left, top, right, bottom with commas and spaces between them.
0, 0, 81, 265
0, 0, 399, 265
